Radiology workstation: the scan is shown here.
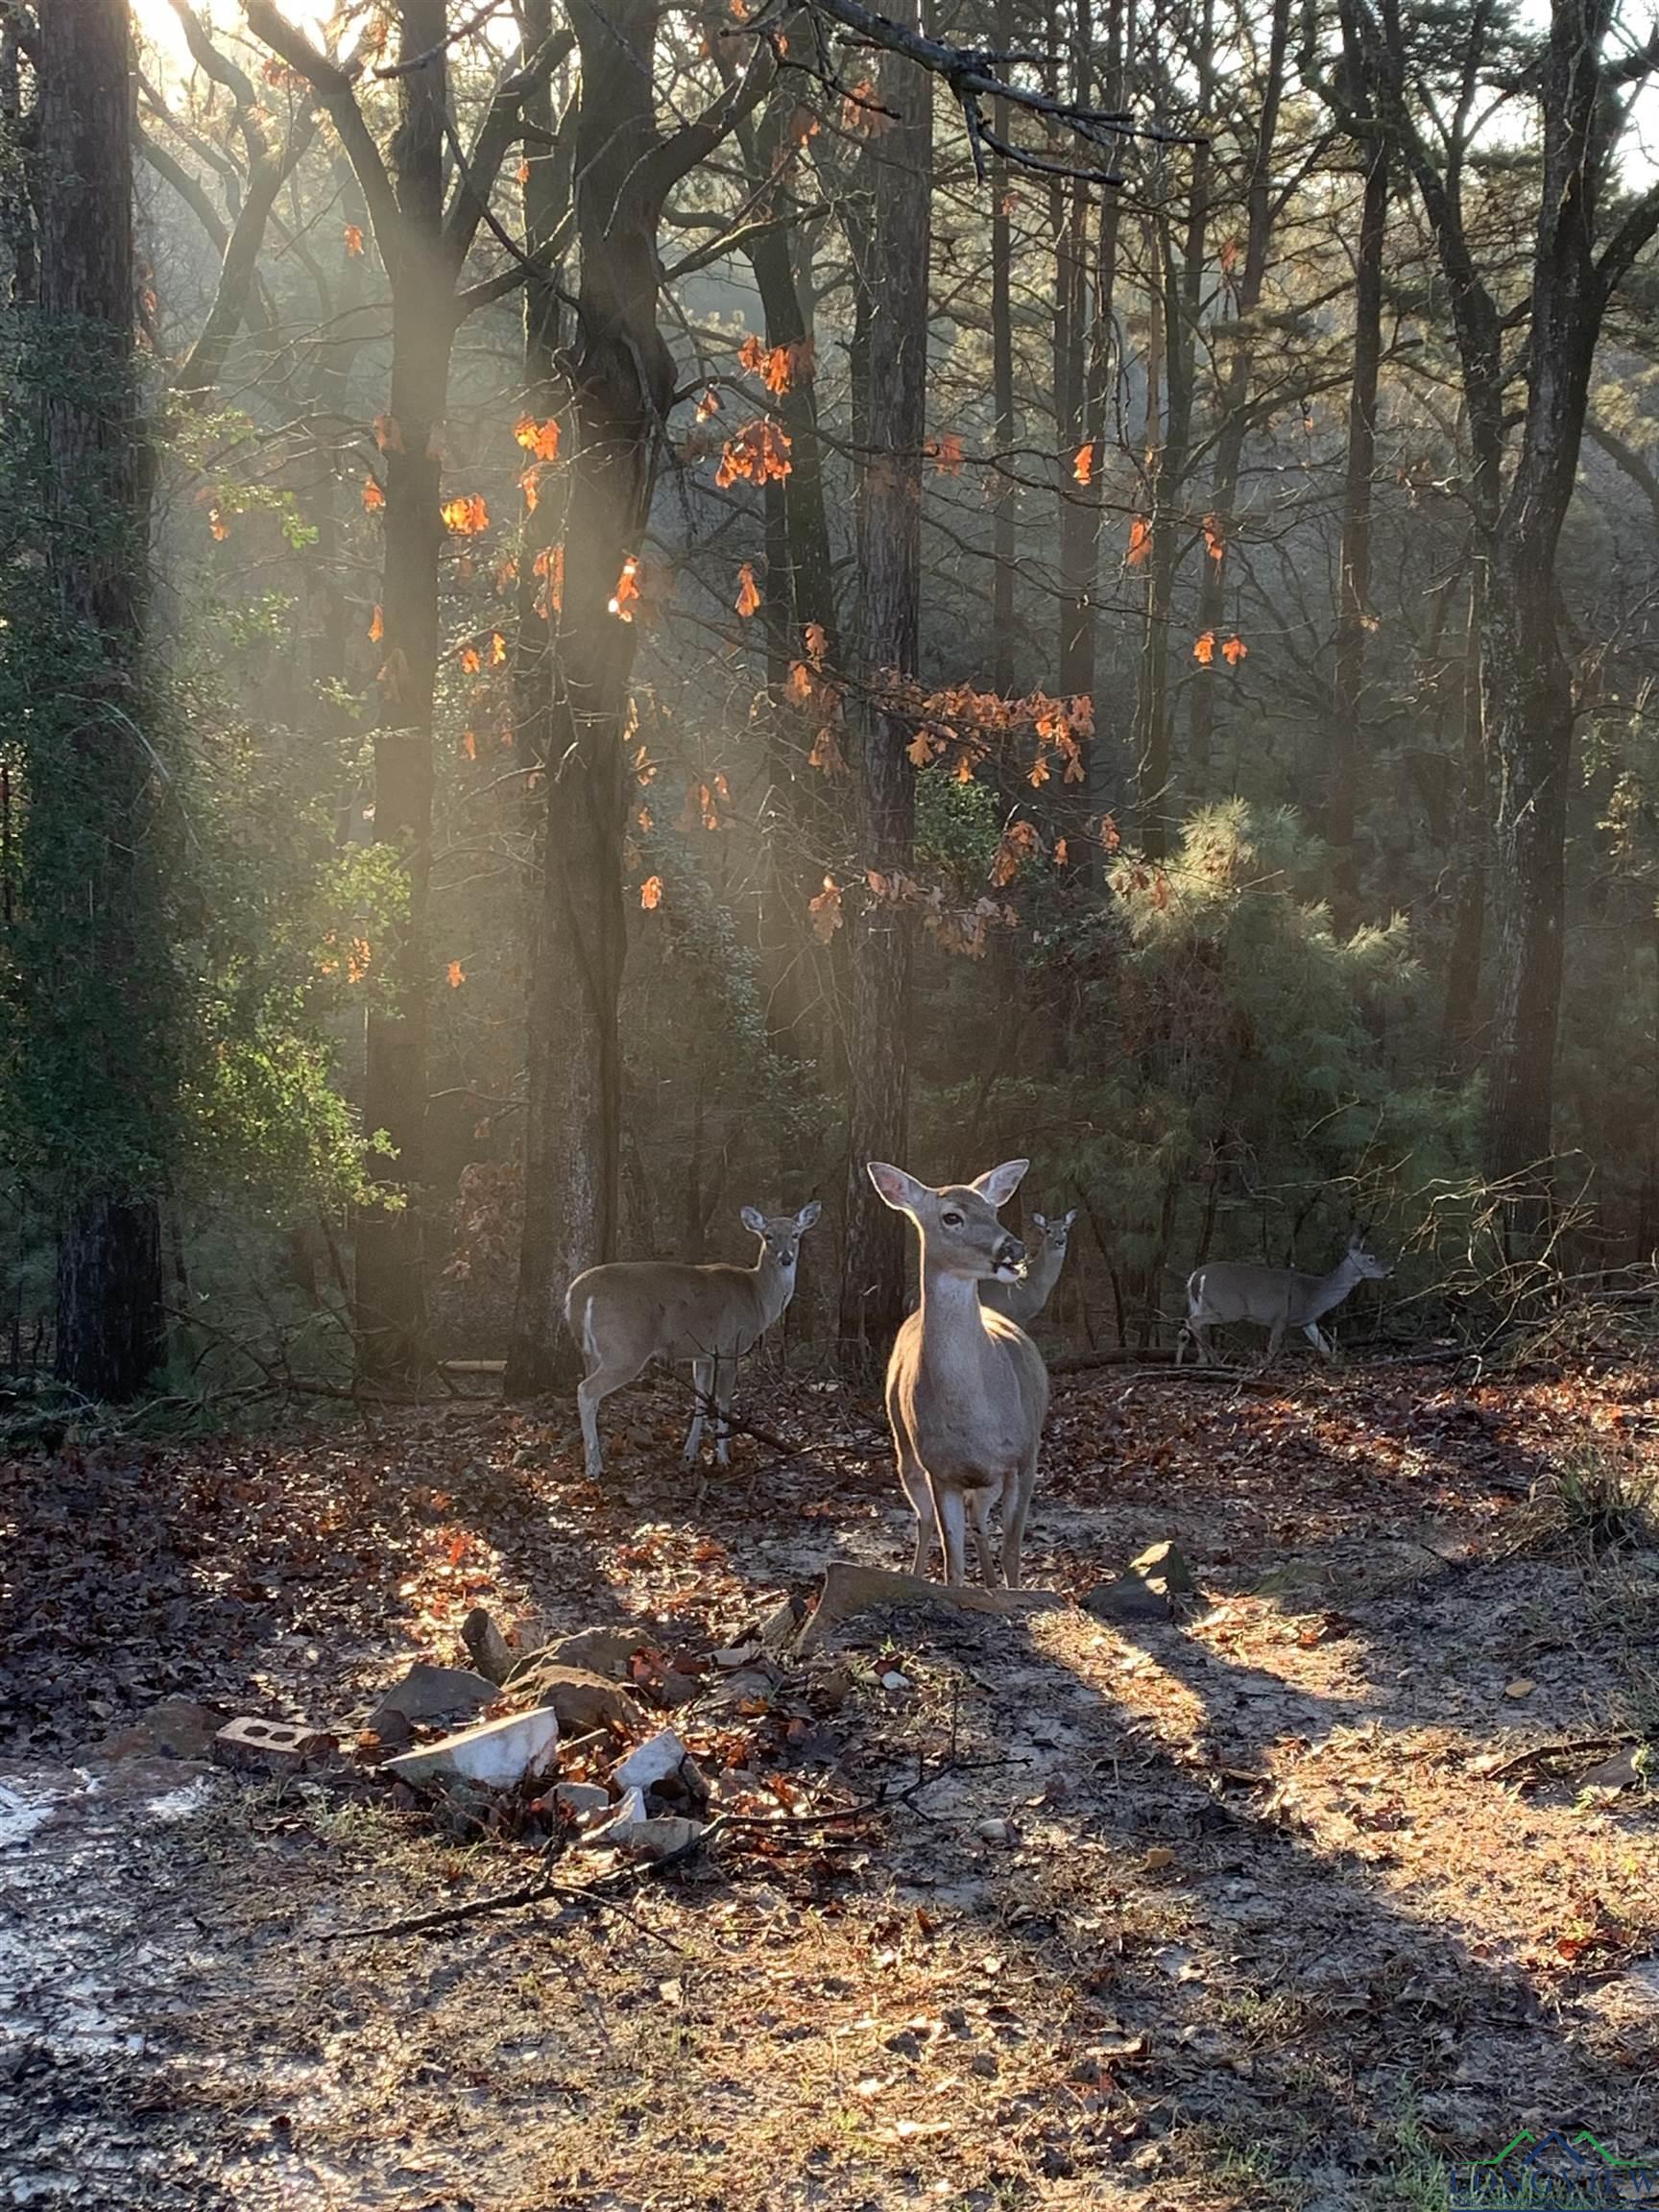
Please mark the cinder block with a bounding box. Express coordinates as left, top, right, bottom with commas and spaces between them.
212, 1716, 332, 1774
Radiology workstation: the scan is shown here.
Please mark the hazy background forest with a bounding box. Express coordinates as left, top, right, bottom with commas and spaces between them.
10, 0, 1659, 1406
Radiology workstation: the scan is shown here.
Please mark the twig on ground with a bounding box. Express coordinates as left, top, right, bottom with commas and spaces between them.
1478, 1733, 1638, 1784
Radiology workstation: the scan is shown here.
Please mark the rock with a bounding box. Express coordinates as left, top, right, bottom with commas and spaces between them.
506, 1663, 643, 1736
511, 1624, 645, 1683
582, 1786, 707, 1861
795, 1562, 1067, 1655
460, 1606, 516, 1686
1504, 1678, 1536, 1699
1130, 1540, 1197, 1598
1083, 1575, 1171, 1624
713, 1643, 761, 1669
370, 1663, 495, 1729
92, 1697, 224, 1764
811, 1666, 854, 1714
1584, 1745, 1647, 1791
976, 1817, 1013, 1844
212, 1716, 335, 1775
614, 1728, 693, 1793
881, 1671, 911, 1692
383, 1706, 559, 1791
554, 1780, 613, 1817
656, 1670, 703, 1709
759, 1594, 807, 1650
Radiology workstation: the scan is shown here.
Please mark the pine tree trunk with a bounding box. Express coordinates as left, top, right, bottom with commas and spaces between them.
38, 0, 165, 1401
1325, 119, 1387, 913
837, 26, 930, 1358
990, 0, 1016, 695
353, 0, 451, 1378
506, 0, 674, 1394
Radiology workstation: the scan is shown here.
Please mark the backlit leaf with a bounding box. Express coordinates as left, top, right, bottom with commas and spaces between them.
640, 875, 663, 910
735, 562, 762, 618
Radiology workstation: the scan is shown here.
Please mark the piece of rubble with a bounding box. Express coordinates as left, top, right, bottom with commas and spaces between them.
1584, 1745, 1647, 1791
212, 1717, 334, 1775
383, 1706, 559, 1790
93, 1697, 225, 1764
582, 1787, 707, 1861
460, 1606, 516, 1686
613, 1727, 696, 1794
795, 1562, 1068, 1655
1083, 1575, 1171, 1624
713, 1643, 761, 1669
1130, 1540, 1197, 1598
370, 1663, 495, 1729
513, 1624, 646, 1683
759, 1593, 807, 1650
506, 1662, 643, 1735
554, 1780, 612, 1817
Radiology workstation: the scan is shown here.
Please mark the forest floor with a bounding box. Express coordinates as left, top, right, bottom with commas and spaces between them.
5, 1351, 1659, 2211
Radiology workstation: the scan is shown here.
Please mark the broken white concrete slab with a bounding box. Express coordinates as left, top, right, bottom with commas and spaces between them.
582, 1784, 647, 1842
613, 1728, 690, 1793
383, 1706, 558, 1790
554, 1780, 611, 1817
580, 1785, 707, 1860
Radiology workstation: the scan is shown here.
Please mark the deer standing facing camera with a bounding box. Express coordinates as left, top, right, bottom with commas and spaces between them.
868, 1159, 1049, 1589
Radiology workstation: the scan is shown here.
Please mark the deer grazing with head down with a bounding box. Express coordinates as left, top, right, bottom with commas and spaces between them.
565, 1203, 821, 1478
979, 1207, 1078, 1327
869, 1159, 1049, 1589
1177, 1232, 1390, 1368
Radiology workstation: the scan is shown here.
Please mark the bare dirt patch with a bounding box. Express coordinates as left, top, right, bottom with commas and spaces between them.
5, 1357, 1659, 2208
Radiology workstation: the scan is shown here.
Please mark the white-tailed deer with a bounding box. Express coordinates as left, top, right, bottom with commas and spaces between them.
1177, 1233, 1390, 1367
869, 1159, 1049, 1589
566, 1203, 821, 1478
980, 1207, 1078, 1327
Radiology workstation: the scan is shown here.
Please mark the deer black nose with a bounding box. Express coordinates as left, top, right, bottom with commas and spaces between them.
998, 1238, 1023, 1268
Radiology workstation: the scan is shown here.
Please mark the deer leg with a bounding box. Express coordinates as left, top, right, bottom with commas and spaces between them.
578, 1358, 646, 1479
1001, 1451, 1039, 1590
1190, 1321, 1215, 1365
933, 1480, 970, 1588
684, 1359, 712, 1464
968, 1487, 999, 1591
899, 1455, 934, 1576
1304, 1321, 1334, 1360
1262, 1318, 1285, 1368
714, 1355, 733, 1468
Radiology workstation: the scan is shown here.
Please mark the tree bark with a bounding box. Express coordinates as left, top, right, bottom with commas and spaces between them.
36, 0, 166, 1401
837, 24, 931, 1358
353, 0, 451, 1376
506, 0, 681, 1393
990, 0, 1016, 694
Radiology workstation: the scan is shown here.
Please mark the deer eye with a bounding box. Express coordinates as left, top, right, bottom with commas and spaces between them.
941, 1210, 964, 1227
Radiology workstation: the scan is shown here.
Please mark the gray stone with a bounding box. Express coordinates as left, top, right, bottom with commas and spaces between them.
506, 1662, 643, 1735
92, 1698, 224, 1764
1083, 1575, 1172, 1624
512, 1624, 646, 1683
460, 1607, 515, 1686
383, 1706, 559, 1790
1130, 1540, 1197, 1598
370, 1663, 495, 1729
554, 1781, 612, 1817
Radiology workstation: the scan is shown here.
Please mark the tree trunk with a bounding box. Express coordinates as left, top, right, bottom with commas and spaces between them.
989, 0, 1016, 694
1439, 566, 1488, 1063
507, 0, 676, 1394
37, 0, 165, 1400
1324, 121, 1387, 914
353, 0, 451, 1377
837, 25, 930, 1358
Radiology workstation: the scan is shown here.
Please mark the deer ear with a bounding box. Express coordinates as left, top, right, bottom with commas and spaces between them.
867, 1162, 926, 1214
740, 1206, 766, 1235
1031, 1213, 1047, 1232
795, 1200, 822, 1231
971, 1158, 1030, 1210
1063, 1209, 1079, 1232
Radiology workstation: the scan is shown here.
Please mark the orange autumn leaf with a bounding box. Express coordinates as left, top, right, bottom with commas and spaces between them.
1071, 441, 1094, 486
639, 874, 663, 910
715, 419, 792, 488
344, 222, 364, 257
1054, 837, 1069, 866
446, 960, 466, 989
610, 554, 640, 620
490, 631, 507, 666
695, 386, 722, 421
804, 620, 829, 665
372, 412, 403, 453
990, 819, 1042, 887
931, 432, 964, 475
519, 465, 544, 513
207, 505, 229, 541
807, 723, 846, 774
462, 730, 478, 760
1127, 515, 1150, 565
368, 603, 383, 642
362, 475, 385, 514
907, 731, 936, 768
1221, 634, 1249, 666
1202, 512, 1225, 563
347, 937, 372, 982
440, 493, 489, 535
514, 414, 561, 462
1192, 630, 1215, 666
808, 876, 843, 942
785, 661, 814, 704
460, 644, 482, 674
533, 542, 564, 617
735, 562, 762, 618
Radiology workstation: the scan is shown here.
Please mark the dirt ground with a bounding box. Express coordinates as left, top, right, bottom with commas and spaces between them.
5, 1353, 1659, 2211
